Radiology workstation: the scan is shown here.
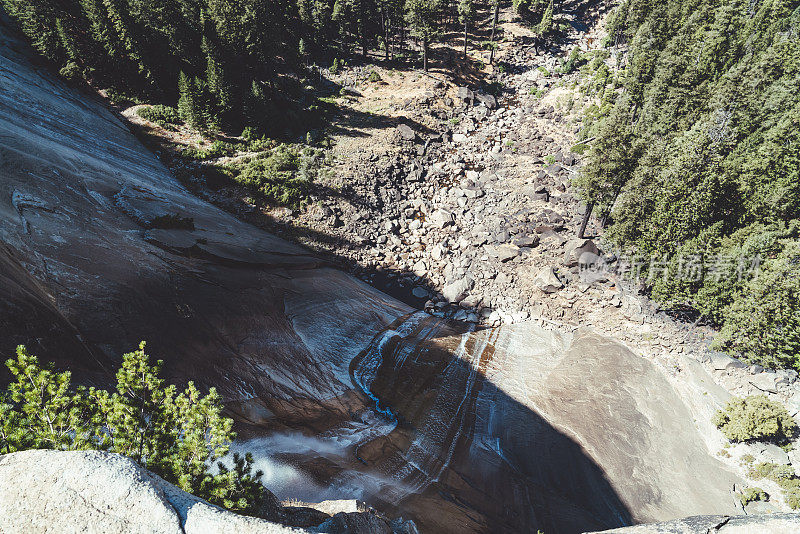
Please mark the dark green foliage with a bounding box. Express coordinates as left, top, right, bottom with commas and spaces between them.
713, 395, 797, 443
136, 104, 180, 127
560, 47, 587, 74
181, 140, 237, 160
713, 240, 800, 369
3, 0, 497, 134
405, 0, 443, 70
537, 0, 553, 35
0, 346, 95, 452
0, 0, 424, 135
59, 61, 83, 81
738, 486, 768, 506
225, 144, 328, 207
576, 0, 800, 368
0, 344, 265, 516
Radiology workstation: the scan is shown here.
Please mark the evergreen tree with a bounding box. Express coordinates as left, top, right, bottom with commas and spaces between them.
576, 0, 800, 369
406, 0, 442, 71
538, 0, 553, 35
0, 346, 94, 453
0, 0, 63, 62
177, 71, 198, 126
0, 343, 267, 516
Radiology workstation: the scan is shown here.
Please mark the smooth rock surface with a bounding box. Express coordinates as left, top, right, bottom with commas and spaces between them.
591, 513, 800, 533
0, 450, 303, 534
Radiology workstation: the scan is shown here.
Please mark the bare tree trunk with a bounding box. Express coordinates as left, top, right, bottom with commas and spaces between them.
578, 201, 594, 239
382, 12, 390, 60
489, 2, 499, 64
464, 20, 468, 61
423, 37, 429, 71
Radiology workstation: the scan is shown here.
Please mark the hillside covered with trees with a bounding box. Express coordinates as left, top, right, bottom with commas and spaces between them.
1, 0, 545, 136
577, 0, 800, 370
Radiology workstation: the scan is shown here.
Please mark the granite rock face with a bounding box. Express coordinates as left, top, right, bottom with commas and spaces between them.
590, 514, 800, 534
0, 450, 303, 534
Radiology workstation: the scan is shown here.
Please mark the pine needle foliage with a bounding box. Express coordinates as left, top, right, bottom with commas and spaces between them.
575, 0, 800, 368
0, 343, 266, 517
713, 394, 797, 443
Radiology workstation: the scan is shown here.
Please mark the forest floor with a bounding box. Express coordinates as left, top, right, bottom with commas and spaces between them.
119, 0, 800, 514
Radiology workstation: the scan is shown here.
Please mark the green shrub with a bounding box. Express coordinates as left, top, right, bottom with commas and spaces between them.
137, 105, 181, 127
560, 48, 587, 75
241, 126, 258, 141
739, 486, 768, 506
225, 144, 328, 207
181, 140, 236, 160
747, 462, 800, 509
571, 143, 588, 155
0, 344, 266, 516
104, 88, 144, 107
529, 87, 545, 98
783, 479, 800, 509
713, 395, 796, 443
59, 61, 82, 81
367, 70, 382, 82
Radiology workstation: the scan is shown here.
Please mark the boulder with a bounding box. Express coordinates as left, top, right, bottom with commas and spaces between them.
533, 267, 563, 294
412, 286, 430, 299
0, 450, 299, 534
443, 276, 474, 303
475, 93, 498, 109
563, 239, 600, 267
496, 244, 521, 262
457, 86, 474, 103
511, 235, 540, 248
709, 353, 748, 371
750, 372, 780, 393
396, 124, 417, 141
429, 209, 454, 228
757, 444, 791, 465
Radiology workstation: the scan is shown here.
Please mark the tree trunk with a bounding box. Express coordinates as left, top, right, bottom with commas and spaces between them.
489, 2, 499, 64
463, 20, 468, 61
423, 37, 429, 71
382, 12, 390, 60
578, 201, 594, 239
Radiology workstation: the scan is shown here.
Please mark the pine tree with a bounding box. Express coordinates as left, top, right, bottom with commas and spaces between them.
538, 0, 553, 35
206, 51, 230, 127
177, 71, 197, 126
406, 0, 442, 71
0, 0, 63, 62
0, 346, 94, 453
1, 343, 267, 516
